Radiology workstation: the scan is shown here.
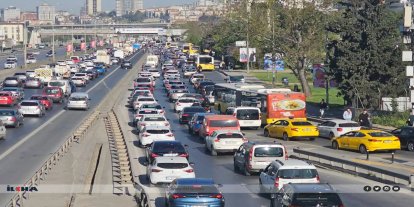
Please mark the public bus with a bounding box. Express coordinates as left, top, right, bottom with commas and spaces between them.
213, 84, 307, 125
213, 83, 265, 113
196, 55, 215, 71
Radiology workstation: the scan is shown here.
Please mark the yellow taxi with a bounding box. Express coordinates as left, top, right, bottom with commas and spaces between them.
331, 130, 401, 154
264, 119, 319, 141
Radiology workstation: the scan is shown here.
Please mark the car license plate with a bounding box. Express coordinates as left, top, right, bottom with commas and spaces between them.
384, 140, 392, 143
226, 141, 236, 144
163, 154, 178, 157
166, 176, 176, 180
303, 128, 311, 132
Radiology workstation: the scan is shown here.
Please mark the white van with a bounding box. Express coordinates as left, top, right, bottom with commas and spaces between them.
146, 55, 159, 67
48, 80, 72, 96
225, 107, 261, 129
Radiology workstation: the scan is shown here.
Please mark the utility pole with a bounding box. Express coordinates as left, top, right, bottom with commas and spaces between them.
71, 24, 74, 57
246, 0, 251, 74
23, 24, 27, 68
52, 24, 55, 62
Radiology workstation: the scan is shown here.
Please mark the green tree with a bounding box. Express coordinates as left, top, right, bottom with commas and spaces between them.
328, 0, 404, 109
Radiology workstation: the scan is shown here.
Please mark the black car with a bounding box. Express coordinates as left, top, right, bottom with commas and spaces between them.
85, 69, 98, 80
391, 126, 414, 151
146, 141, 188, 163
122, 61, 132, 69
270, 183, 344, 207
197, 81, 215, 92
178, 106, 206, 124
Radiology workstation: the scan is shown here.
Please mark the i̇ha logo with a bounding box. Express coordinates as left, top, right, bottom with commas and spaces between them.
6, 185, 38, 192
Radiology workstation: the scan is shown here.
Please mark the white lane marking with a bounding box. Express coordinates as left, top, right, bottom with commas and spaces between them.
0, 52, 142, 162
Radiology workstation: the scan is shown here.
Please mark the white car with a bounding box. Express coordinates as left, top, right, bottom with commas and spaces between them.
111, 58, 119, 64
190, 73, 205, 84
133, 96, 157, 111
138, 125, 175, 146
72, 73, 90, 82
4, 61, 16, 69
57, 60, 66, 66
66, 92, 90, 110
69, 64, 80, 73
26, 57, 37, 64
6, 56, 17, 62
317, 119, 361, 138
71, 77, 86, 87
65, 60, 74, 65
147, 68, 160, 78
139, 103, 165, 115
205, 130, 247, 156
136, 114, 170, 132
18, 100, 46, 117
174, 98, 200, 113
25, 70, 36, 78
224, 107, 262, 129
169, 89, 189, 102
146, 157, 195, 185
133, 109, 160, 124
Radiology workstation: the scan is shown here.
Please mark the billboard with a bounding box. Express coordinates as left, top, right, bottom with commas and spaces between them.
66, 43, 73, 52
264, 53, 273, 70
312, 64, 337, 88
91, 40, 96, 49
80, 42, 86, 51
240, 48, 256, 63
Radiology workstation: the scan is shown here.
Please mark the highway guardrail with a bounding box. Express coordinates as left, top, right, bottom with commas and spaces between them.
5, 110, 101, 207
292, 147, 414, 188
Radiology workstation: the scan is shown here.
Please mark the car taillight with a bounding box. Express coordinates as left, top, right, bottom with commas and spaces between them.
368, 139, 381, 142
160, 110, 165, 113
274, 177, 280, 188
206, 126, 209, 132
291, 128, 299, 132
143, 133, 150, 137
210, 194, 223, 199
283, 146, 288, 160
172, 194, 185, 199
179, 153, 188, 158
166, 133, 173, 137
337, 128, 343, 132
394, 138, 400, 141
242, 138, 248, 142
150, 153, 158, 158
184, 169, 193, 173
232, 113, 236, 117
214, 138, 220, 142
165, 123, 170, 126
176, 103, 181, 106
182, 114, 189, 116
248, 149, 253, 161
140, 123, 146, 126
316, 175, 320, 182
9, 117, 16, 121
151, 169, 162, 172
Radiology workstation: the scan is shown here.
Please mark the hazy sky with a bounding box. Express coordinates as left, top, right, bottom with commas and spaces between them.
0, 0, 197, 13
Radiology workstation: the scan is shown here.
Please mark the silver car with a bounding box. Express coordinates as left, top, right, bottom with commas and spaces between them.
0, 109, 24, 128
24, 78, 43, 88
18, 100, 46, 117
66, 92, 90, 110
14, 73, 28, 82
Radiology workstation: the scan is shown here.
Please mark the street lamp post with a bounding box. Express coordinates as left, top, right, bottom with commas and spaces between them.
23, 24, 27, 68
52, 24, 55, 62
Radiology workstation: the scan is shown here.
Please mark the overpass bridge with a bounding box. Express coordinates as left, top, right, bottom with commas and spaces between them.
38, 28, 187, 36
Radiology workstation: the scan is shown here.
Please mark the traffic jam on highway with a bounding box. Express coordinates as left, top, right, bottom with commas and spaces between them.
125, 43, 412, 207
0, 44, 137, 140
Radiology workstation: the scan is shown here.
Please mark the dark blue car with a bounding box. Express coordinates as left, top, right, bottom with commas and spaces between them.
94, 66, 106, 75
188, 112, 215, 135
165, 178, 224, 207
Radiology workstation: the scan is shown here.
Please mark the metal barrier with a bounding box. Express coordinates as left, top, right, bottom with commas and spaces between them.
293, 148, 414, 187
5, 111, 101, 207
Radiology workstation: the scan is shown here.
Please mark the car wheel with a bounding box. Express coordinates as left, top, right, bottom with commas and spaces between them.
244, 165, 251, 176
15, 121, 21, 128
264, 129, 270, 137
407, 142, 414, 152
210, 146, 217, 156
332, 141, 339, 150
282, 133, 289, 141
359, 145, 367, 154
233, 160, 239, 173
329, 132, 335, 139
309, 137, 315, 141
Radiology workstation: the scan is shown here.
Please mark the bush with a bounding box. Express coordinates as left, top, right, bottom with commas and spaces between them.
371, 111, 409, 128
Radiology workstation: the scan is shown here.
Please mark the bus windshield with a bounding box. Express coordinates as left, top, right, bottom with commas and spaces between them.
199, 57, 213, 64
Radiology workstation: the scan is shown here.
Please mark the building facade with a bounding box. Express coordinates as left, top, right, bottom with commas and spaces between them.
0, 23, 24, 43
116, 0, 144, 16
37, 3, 56, 24
86, 0, 102, 16
1, 6, 21, 22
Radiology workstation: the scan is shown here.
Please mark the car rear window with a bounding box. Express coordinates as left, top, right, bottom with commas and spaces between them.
0, 93, 10, 97
254, 147, 284, 157
69, 97, 87, 101
184, 107, 206, 113
209, 120, 238, 127
139, 110, 158, 114
292, 122, 313, 126
293, 193, 342, 206
20, 102, 39, 106
45, 89, 60, 94
49, 82, 65, 87
153, 143, 185, 153
142, 105, 161, 109
31, 96, 48, 100
368, 132, 393, 137
179, 99, 198, 103
144, 117, 166, 121
139, 98, 155, 102
146, 129, 170, 134
338, 123, 360, 127
5, 77, 18, 80
0, 111, 14, 115
157, 163, 188, 169
135, 78, 150, 82
217, 133, 243, 139
237, 109, 260, 120
277, 169, 318, 179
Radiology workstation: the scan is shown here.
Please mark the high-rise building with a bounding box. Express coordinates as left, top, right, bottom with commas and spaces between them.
1, 6, 21, 22
116, 0, 143, 16
37, 3, 56, 24
86, 0, 102, 16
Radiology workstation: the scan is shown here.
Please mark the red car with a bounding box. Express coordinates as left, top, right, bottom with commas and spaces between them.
42, 87, 64, 103
0, 91, 16, 106
30, 94, 54, 110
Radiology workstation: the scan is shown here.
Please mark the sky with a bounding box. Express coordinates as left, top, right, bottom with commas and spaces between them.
0, 0, 197, 13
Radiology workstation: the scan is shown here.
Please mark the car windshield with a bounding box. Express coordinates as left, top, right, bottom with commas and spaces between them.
230, 76, 244, 81
157, 163, 188, 169
292, 193, 342, 206
254, 147, 284, 157
153, 143, 185, 153
292, 122, 313, 126
49, 82, 65, 86
45, 89, 60, 94
179, 99, 198, 103
217, 133, 243, 139
146, 129, 170, 134
209, 120, 238, 127
20, 102, 39, 106
277, 169, 318, 179
237, 109, 259, 120
184, 107, 206, 113
0, 110, 15, 116
144, 117, 166, 121
139, 98, 155, 102
368, 132, 393, 137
